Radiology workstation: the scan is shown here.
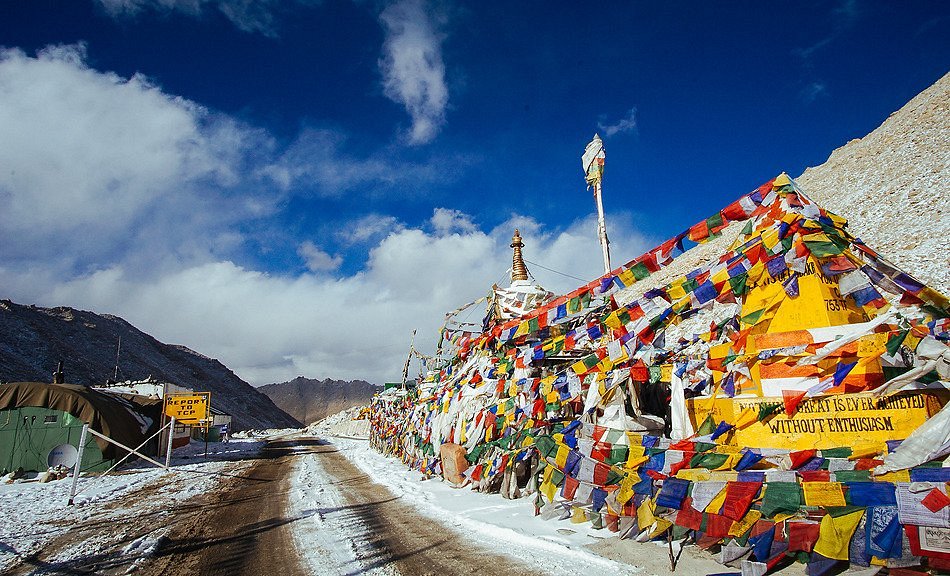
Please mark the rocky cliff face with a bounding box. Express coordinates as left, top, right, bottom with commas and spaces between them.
0, 299, 300, 431
797, 72, 949, 296
259, 376, 378, 426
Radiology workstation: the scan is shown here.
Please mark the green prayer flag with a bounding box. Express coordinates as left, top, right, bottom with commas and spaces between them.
760, 482, 802, 518
804, 240, 844, 257
741, 308, 766, 326
631, 261, 651, 280
690, 452, 730, 470
886, 330, 909, 356
758, 402, 783, 421
696, 414, 716, 436
820, 447, 852, 459
729, 272, 748, 296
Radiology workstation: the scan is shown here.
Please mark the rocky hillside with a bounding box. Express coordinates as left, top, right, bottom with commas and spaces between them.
797, 71, 949, 296
0, 299, 300, 431
259, 377, 378, 426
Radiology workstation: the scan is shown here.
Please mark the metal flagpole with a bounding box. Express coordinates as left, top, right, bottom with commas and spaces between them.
401, 329, 416, 390
594, 178, 611, 274
582, 134, 611, 274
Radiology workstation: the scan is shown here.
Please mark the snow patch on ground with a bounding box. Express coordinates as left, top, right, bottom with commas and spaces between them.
287, 446, 397, 576
0, 436, 266, 572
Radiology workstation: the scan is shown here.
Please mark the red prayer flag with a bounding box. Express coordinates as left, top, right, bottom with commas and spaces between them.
788, 520, 821, 552
783, 390, 808, 417
722, 481, 762, 521
675, 497, 704, 531
562, 475, 579, 500
788, 449, 816, 470
921, 488, 950, 513
705, 513, 734, 538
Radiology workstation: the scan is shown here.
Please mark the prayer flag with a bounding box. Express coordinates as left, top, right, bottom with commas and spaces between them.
813, 507, 865, 561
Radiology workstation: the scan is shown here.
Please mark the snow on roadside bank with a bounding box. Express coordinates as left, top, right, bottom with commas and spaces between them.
0, 436, 266, 573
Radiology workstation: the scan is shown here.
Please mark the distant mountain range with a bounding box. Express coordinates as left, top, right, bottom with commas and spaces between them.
0, 299, 300, 430
259, 377, 379, 426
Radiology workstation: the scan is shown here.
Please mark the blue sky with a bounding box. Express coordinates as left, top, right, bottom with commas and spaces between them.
0, 1, 947, 385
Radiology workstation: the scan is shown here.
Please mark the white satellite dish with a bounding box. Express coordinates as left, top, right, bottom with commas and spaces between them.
47, 444, 79, 468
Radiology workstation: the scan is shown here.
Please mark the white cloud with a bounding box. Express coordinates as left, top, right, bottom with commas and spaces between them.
0, 43, 657, 388
6, 208, 653, 386
297, 241, 342, 272
378, 0, 449, 144
801, 81, 829, 104
598, 108, 638, 137
0, 44, 268, 276
94, 0, 308, 36
337, 214, 404, 245
258, 128, 445, 197
430, 207, 476, 235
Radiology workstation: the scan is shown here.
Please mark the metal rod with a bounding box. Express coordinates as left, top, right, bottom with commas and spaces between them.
594, 179, 611, 274
165, 416, 176, 469
67, 424, 89, 506
83, 427, 169, 469
402, 329, 416, 389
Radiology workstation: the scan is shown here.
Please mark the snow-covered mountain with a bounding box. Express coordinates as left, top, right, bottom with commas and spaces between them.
797, 71, 949, 296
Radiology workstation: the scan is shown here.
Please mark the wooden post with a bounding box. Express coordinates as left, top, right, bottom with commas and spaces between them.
165, 417, 176, 469
67, 424, 89, 506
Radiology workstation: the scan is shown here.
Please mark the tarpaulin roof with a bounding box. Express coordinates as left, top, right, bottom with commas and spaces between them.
0, 382, 162, 460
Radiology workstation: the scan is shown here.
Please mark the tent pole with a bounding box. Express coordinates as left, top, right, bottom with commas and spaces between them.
67, 424, 89, 506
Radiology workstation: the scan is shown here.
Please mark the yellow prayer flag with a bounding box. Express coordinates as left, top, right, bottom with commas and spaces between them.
813, 509, 865, 561
876, 470, 911, 483
571, 506, 588, 524
571, 359, 588, 376
619, 269, 636, 288
675, 468, 712, 482
848, 443, 884, 461
604, 312, 622, 330
773, 173, 792, 187
617, 473, 636, 506
649, 518, 673, 539
668, 280, 687, 301
802, 482, 847, 507
555, 445, 570, 469
705, 485, 729, 514
637, 498, 657, 531
728, 509, 762, 537
626, 445, 647, 469
514, 320, 529, 338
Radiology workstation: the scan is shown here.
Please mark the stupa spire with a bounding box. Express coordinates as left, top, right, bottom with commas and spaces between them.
510, 229, 529, 283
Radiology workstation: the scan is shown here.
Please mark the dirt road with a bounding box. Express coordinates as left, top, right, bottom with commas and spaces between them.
146, 436, 545, 576
9, 436, 545, 575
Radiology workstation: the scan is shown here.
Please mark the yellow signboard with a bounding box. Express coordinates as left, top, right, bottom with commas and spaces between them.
164, 393, 211, 425
688, 391, 946, 451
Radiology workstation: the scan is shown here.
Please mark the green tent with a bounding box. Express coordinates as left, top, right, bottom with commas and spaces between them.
0, 382, 162, 474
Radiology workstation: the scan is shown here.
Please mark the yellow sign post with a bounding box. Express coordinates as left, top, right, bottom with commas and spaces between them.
164, 393, 211, 425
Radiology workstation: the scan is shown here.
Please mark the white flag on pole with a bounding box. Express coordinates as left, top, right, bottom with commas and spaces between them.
582, 133, 605, 187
